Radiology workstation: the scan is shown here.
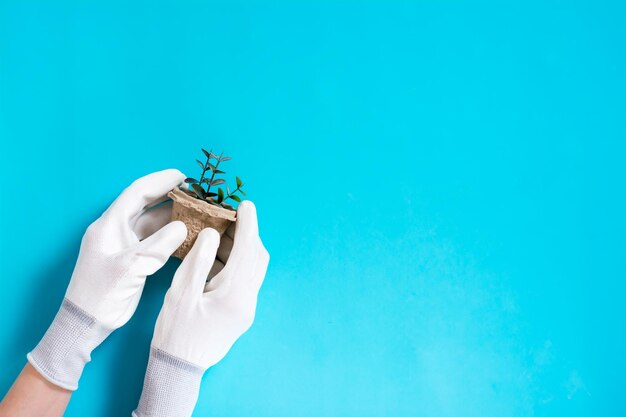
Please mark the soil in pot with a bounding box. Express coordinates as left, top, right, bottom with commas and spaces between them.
168, 187, 236, 259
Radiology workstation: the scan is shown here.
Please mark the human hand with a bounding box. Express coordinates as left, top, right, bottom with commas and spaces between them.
133, 201, 269, 417
28, 169, 188, 390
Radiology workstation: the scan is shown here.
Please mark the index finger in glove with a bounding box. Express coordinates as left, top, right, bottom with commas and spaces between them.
212, 201, 268, 291
233, 201, 259, 242
171, 228, 221, 300
106, 169, 185, 222
133, 200, 175, 241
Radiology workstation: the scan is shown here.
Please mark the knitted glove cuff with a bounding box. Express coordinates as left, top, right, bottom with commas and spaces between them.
27, 298, 112, 391
133, 347, 204, 417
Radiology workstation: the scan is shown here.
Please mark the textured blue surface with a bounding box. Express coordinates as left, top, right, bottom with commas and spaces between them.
1, 1, 625, 416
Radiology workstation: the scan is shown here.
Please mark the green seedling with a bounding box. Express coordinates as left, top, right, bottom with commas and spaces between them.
184, 148, 246, 210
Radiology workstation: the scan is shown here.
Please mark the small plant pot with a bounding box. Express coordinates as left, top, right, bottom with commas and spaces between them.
168, 187, 237, 259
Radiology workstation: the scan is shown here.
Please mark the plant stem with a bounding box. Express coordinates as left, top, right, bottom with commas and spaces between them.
224, 186, 241, 201
199, 149, 212, 187
205, 152, 223, 194
198, 158, 208, 184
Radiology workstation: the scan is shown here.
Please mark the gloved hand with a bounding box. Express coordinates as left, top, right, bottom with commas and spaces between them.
28, 169, 188, 391
133, 201, 269, 417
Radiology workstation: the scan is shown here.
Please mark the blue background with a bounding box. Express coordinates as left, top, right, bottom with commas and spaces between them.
1, 1, 625, 416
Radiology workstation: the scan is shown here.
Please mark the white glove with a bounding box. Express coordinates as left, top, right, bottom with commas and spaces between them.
133, 201, 269, 417
28, 169, 188, 391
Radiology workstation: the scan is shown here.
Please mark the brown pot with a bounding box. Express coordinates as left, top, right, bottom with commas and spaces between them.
168, 187, 237, 259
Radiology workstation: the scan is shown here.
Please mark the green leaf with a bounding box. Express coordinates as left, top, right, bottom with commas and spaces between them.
229, 194, 241, 202
217, 188, 224, 203
236, 176, 243, 187
214, 169, 225, 174
201, 178, 210, 184
196, 159, 205, 170
221, 156, 232, 161
226, 185, 231, 195
239, 189, 246, 196
201, 148, 211, 159
211, 179, 225, 186
209, 152, 219, 160
207, 163, 217, 172
184, 178, 199, 184
206, 192, 218, 197
191, 183, 205, 199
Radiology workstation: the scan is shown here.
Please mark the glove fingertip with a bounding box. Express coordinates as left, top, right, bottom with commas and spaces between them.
160, 168, 186, 182
197, 227, 220, 243
168, 220, 188, 241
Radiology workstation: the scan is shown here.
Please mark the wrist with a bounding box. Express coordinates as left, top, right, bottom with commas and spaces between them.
133, 347, 204, 417
0, 364, 72, 417
27, 298, 112, 391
